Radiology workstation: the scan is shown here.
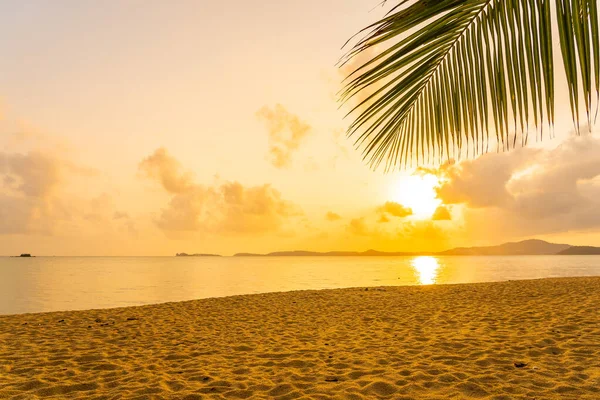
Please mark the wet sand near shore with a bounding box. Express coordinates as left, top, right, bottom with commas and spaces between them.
1, 277, 600, 399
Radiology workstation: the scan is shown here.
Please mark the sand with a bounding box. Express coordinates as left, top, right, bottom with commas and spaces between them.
1, 277, 600, 399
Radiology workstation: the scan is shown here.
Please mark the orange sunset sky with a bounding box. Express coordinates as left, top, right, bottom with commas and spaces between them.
1, 0, 599, 256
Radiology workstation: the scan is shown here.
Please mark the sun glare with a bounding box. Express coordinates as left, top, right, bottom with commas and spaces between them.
391, 174, 441, 219
412, 256, 440, 285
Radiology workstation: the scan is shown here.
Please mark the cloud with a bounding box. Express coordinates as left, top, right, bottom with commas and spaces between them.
0, 151, 66, 234
0, 150, 109, 236
138, 147, 193, 193
0, 106, 140, 242
437, 133, 600, 237
213, 182, 302, 234
397, 221, 449, 250
337, 215, 449, 251
347, 218, 369, 236
155, 185, 209, 232
432, 206, 451, 221
0, 196, 56, 235
113, 211, 129, 220
377, 201, 413, 218
325, 211, 342, 221
378, 214, 390, 223
0, 151, 62, 197
437, 149, 537, 208
139, 148, 302, 235
256, 104, 311, 168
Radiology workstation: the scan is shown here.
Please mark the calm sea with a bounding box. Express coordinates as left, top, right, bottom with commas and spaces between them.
1, 255, 600, 315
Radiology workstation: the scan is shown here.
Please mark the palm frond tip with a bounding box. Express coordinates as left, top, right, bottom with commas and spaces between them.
340, 0, 600, 170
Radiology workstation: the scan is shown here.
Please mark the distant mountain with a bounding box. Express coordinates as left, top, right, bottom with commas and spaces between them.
439, 239, 571, 256
233, 251, 356, 257
176, 253, 222, 257
234, 250, 422, 257
557, 246, 600, 255
184, 239, 600, 258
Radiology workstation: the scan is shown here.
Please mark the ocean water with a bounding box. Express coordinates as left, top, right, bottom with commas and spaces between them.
1, 255, 600, 315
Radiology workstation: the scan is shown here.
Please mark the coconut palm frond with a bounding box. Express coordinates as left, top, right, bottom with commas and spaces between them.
340, 0, 600, 170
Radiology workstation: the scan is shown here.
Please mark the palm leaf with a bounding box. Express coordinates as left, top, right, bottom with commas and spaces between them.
340, 0, 600, 170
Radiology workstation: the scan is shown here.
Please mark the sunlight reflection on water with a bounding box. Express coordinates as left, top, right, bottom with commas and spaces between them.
411, 256, 440, 285
2, 255, 600, 314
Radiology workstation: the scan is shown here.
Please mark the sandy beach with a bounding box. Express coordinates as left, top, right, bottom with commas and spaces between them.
1, 277, 599, 399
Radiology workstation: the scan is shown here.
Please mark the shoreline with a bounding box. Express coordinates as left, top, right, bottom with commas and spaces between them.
2, 277, 600, 399
3, 275, 600, 318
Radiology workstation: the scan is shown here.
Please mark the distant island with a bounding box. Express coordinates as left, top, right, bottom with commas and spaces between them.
178, 239, 600, 257
438, 239, 571, 256
557, 246, 600, 255
175, 253, 222, 257
10, 254, 34, 258
233, 250, 422, 257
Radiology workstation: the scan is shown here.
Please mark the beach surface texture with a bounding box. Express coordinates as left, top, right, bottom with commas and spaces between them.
1, 277, 600, 399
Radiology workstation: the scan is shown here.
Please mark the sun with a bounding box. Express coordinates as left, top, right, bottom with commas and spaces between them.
390, 174, 441, 219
